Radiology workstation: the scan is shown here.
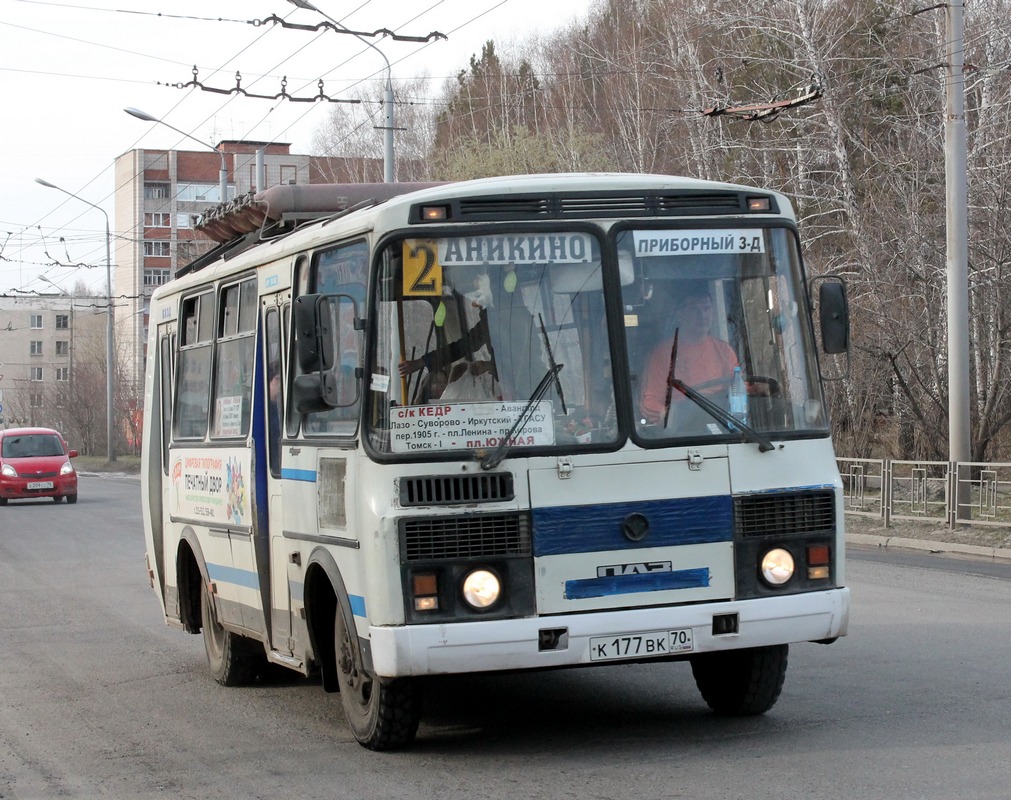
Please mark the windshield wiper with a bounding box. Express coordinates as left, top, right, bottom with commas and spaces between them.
480, 364, 563, 470
669, 378, 776, 453
538, 313, 567, 416
662, 328, 679, 428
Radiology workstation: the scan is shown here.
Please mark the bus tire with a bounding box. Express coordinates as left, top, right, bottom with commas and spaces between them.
200, 580, 262, 687
334, 605, 421, 750
690, 644, 788, 716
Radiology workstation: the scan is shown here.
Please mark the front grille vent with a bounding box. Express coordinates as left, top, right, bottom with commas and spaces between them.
400, 473, 514, 506
447, 190, 767, 221
734, 490, 836, 537
459, 197, 552, 218
401, 512, 531, 561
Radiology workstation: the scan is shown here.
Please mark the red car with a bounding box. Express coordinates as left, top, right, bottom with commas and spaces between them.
0, 427, 79, 504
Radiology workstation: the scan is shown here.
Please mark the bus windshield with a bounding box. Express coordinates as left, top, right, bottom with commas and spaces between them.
367, 231, 617, 455
620, 226, 828, 442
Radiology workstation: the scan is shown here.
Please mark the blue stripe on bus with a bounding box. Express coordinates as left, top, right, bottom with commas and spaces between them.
281, 468, 317, 482
565, 568, 710, 600
206, 562, 261, 591
532, 495, 733, 557
348, 594, 367, 617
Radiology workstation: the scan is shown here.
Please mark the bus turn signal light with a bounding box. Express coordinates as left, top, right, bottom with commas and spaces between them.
412, 573, 439, 611
807, 544, 830, 580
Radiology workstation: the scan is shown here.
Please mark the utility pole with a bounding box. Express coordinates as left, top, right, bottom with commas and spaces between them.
945, 1, 971, 524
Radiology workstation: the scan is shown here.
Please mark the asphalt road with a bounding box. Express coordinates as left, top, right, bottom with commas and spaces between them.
1, 476, 1010, 799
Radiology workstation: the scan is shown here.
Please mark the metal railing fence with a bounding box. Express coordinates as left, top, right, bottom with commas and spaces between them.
837, 457, 1011, 529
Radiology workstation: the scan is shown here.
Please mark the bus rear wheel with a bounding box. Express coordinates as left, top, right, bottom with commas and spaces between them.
334, 606, 420, 750
200, 581, 263, 686
690, 644, 788, 716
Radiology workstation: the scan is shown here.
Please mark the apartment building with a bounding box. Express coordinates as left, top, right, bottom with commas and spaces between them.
113, 142, 381, 392
0, 295, 105, 437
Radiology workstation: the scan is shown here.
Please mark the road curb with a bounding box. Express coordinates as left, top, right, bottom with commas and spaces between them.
847, 532, 1011, 562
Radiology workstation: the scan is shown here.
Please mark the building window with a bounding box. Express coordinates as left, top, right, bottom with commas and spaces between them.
144, 183, 170, 200
56, 340, 69, 356
176, 182, 231, 203
31, 367, 43, 381
56, 367, 69, 382
144, 241, 172, 257
144, 212, 172, 227
280, 164, 297, 184
31, 314, 43, 329
30, 390, 44, 407
30, 340, 43, 356
56, 314, 69, 329
176, 213, 192, 229
144, 268, 172, 287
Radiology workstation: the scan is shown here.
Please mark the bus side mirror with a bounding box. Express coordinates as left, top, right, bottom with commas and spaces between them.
294, 294, 335, 372
292, 293, 361, 412
818, 279, 849, 354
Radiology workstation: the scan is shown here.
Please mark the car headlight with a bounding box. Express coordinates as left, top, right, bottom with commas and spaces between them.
1, 464, 16, 478
760, 548, 795, 586
461, 568, 501, 610
60, 461, 75, 475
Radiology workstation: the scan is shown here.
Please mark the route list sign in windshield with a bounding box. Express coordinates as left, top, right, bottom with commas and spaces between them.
389, 401, 554, 453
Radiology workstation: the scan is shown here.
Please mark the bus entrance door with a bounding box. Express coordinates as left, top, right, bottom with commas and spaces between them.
262, 298, 294, 657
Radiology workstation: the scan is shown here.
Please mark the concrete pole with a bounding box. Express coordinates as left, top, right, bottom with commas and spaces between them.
384, 76, 395, 183
285, 1, 395, 182
945, 1, 971, 523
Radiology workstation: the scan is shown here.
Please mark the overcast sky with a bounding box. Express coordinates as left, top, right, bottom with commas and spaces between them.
1, 0, 591, 296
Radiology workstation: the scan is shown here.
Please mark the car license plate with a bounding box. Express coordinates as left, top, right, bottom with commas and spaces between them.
27, 481, 54, 490
589, 628, 694, 662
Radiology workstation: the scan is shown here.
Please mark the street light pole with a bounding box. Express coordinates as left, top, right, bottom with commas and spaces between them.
34, 178, 116, 463
124, 107, 229, 202
286, 0, 395, 182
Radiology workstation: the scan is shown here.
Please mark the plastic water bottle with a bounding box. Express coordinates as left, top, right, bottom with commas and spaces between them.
729, 366, 747, 429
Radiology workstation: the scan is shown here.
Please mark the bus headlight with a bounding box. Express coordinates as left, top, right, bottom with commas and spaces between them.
461, 568, 501, 610
760, 548, 795, 586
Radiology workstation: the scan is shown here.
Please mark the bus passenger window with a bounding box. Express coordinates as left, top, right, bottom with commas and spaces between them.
174, 292, 213, 439
211, 277, 257, 438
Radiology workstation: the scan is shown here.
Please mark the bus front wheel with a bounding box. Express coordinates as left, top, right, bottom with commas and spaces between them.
690, 644, 788, 716
334, 606, 421, 750
200, 581, 262, 686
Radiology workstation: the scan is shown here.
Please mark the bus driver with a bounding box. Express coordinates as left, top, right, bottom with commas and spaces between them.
639, 280, 740, 427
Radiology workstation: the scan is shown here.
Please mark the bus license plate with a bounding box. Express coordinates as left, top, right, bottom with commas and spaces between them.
27, 481, 54, 490
589, 628, 694, 662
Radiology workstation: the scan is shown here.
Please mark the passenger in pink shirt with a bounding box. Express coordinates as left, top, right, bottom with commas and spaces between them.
639, 282, 740, 427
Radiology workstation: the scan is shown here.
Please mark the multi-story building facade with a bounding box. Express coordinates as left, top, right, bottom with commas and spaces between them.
113, 141, 380, 393
0, 295, 105, 448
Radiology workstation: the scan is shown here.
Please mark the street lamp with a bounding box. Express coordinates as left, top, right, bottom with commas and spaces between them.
37, 275, 67, 295
287, 0, 395, 182
124, 107, 230, 202
34, 178, 116, 463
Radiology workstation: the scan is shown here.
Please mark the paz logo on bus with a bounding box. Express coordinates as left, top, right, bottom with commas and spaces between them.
597, 561, 672, 578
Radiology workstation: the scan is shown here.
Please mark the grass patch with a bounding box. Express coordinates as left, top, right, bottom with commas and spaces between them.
73, 454, 141, 474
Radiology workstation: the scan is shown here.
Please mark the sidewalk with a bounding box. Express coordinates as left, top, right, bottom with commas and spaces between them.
845, 513, 1011, 562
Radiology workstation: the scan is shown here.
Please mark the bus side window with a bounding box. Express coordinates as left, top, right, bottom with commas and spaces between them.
159, 332, 173, 473
265, 307, 283, 476
284, 303, 300, 439
174, 292, 213, 439
211, 277, 257, 439
300, 241, 366, 436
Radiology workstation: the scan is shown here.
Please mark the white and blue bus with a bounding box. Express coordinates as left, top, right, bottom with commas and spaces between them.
141, 174, 850, 750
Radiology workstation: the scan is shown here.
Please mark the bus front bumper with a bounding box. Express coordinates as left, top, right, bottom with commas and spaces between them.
369, 588, 849, 677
